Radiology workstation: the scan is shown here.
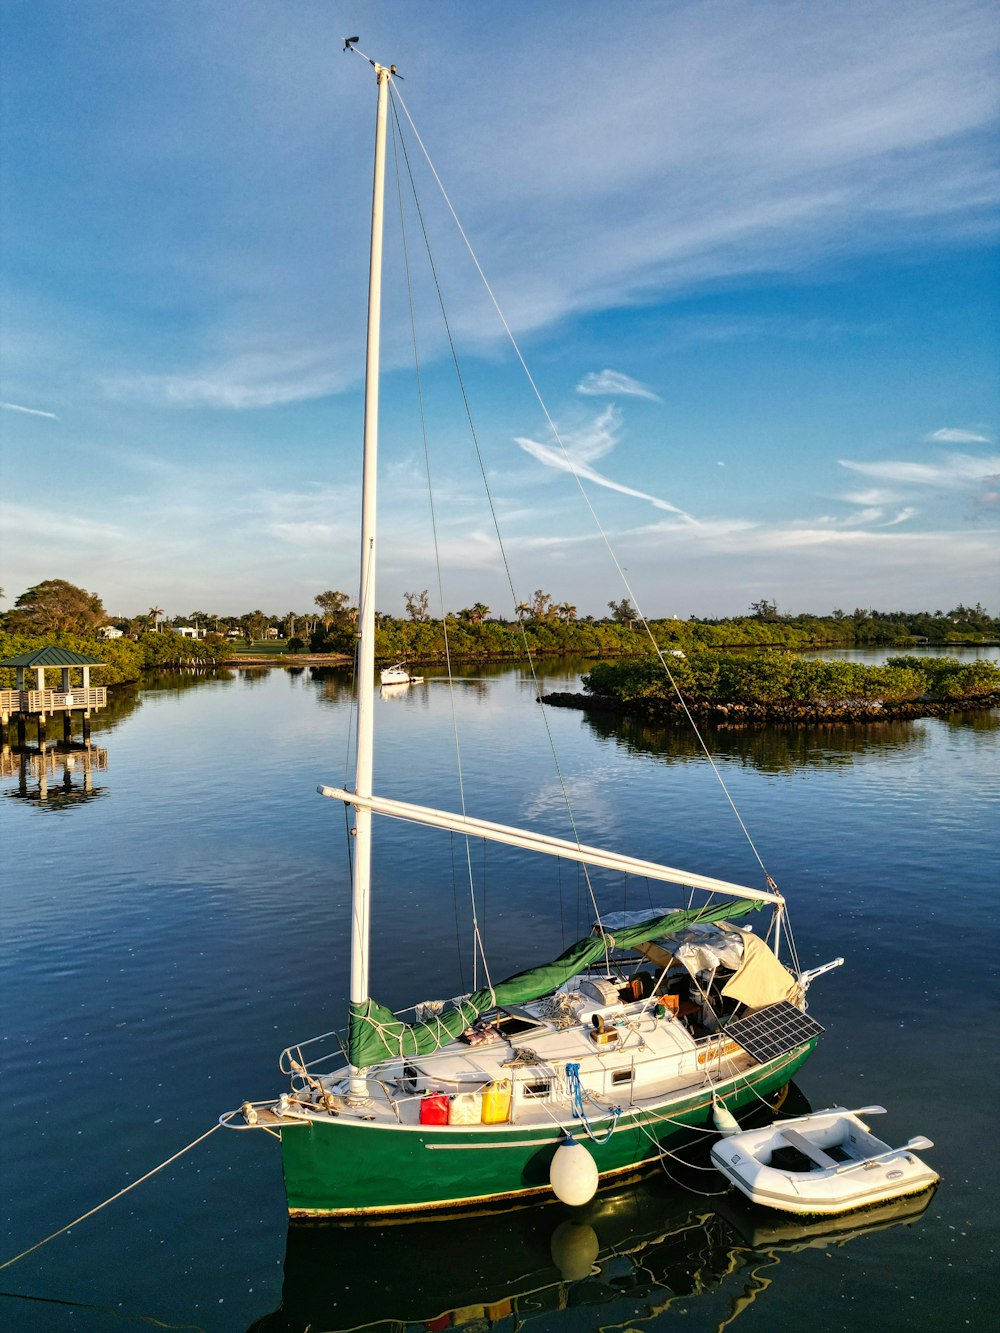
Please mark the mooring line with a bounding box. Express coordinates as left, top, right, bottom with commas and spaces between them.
0, 1122, 222, 1271
0, 1288, 208, 1331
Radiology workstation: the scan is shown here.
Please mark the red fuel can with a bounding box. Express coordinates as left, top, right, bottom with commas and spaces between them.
419, 1093, 450, 1125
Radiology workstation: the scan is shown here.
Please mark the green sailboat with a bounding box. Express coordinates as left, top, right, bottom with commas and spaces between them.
223, 46, 836, 1219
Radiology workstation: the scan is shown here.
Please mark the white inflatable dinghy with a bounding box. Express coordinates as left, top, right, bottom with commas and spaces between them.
711, 1106, 939, 1216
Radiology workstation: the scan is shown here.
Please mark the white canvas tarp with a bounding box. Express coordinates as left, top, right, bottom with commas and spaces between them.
630, 920, 797, 1010
720, 930, 799, 1008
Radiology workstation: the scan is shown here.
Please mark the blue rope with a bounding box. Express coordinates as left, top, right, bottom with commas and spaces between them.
565, 1062, 621, 1145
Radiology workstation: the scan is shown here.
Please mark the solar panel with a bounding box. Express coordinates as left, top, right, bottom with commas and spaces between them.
725, 1001, 825, 1063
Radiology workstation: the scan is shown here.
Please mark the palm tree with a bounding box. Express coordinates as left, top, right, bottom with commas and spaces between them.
557, 602, 577, 623
148, 605, 164, 633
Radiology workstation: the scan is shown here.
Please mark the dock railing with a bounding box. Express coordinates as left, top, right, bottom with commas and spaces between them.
2, 686, 107, 716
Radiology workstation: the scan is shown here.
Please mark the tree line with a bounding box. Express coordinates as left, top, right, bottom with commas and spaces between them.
582, 652, 1000, 711
1, 579, 997, 690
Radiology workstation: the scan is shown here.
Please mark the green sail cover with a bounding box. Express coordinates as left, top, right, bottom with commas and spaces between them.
348, 897, 763, 1068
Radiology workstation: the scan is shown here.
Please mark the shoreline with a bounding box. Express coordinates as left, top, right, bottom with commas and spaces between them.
225, 653, 352, 667
212, 638, 1000, 671
539, 689, 1000, 728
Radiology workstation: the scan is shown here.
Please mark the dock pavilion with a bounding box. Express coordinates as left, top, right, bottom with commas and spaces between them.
0, 645, 108, 744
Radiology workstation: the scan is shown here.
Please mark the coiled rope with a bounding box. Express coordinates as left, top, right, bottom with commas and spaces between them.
565, 1062, 621, 1144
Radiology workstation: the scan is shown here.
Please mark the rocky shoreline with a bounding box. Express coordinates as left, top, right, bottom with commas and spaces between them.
540, 689, 1000, 727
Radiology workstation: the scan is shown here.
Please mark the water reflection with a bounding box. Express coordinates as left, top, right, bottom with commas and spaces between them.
248, 1171, 935, 1333
308, 666, 357, 710
581, 710, 940, 774
0, 669, 244, 814
0, 740, 109, 809
141, 667, 234, 694
942, 705, 1000, 734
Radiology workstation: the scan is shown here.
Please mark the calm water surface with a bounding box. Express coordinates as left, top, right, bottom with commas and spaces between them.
2, 655, 997, 1332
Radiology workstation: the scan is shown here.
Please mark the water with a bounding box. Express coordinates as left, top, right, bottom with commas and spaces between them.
1, 654, 997, 1332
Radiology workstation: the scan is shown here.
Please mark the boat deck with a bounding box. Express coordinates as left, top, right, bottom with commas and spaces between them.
275, 995, 764, 1132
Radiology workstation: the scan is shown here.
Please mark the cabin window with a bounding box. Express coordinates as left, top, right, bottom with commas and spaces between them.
522, 1081, 551, 1098
612, 1069, 634, 1086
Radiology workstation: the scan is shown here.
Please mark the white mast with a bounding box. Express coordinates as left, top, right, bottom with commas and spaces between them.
349, 58, 392, 1100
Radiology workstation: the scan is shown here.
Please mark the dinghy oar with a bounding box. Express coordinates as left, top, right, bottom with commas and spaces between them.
833, 1135, 935, 1175
779, 1104, 886, 1124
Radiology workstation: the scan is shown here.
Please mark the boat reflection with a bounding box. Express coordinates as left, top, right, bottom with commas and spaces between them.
715, 1186, 936, 1250
248, 1162, 935, 1333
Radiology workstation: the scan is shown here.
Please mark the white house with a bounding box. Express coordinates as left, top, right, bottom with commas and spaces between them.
98, 625, 123, 640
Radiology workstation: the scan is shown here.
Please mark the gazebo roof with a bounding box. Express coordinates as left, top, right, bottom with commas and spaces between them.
0, 645, 106, 668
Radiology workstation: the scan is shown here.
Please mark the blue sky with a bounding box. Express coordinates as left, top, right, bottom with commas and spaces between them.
1, 0, 997, 620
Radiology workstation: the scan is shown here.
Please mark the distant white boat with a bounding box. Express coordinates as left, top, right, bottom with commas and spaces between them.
380, 663, 423, 685
711, 1106, 938, 1215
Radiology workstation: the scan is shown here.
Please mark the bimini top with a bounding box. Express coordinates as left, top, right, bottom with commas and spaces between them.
613, 915, 798, 1010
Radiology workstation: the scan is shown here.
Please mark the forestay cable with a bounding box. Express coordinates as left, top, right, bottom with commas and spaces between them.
391, 82, 778, 896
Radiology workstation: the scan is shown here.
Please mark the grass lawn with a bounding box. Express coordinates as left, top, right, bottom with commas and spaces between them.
230, 640, 290, 656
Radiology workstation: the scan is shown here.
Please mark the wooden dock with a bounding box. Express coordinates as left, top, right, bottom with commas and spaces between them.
0, 644, 108, 743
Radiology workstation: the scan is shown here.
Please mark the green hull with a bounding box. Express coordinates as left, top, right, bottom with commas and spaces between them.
280, 1040, 816, 1216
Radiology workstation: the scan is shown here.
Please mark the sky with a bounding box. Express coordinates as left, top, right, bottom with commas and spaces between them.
1, 0, 998, 621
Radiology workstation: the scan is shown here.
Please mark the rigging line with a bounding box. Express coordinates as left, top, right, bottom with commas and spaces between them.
340, 602, 363, 887
388, 98, 490, 993
388, 85, 606, 946
0, 1123, 222, 1272
557, 856, 565, 951
448, 832, 467, 995
342, 602, 361, 786
391, 82, 776, 892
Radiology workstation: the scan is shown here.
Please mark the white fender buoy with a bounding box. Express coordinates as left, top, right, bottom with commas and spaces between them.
550, 1134, 599, 1206
712, 1096, 740, 1137
550, 1220, 600, 1280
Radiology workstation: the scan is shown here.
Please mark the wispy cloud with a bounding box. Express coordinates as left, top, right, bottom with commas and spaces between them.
101, 349, 355, 411
925, 427, 992, 444
1, 401, 58, 420
266, 521, 348, 547
838, 452, 1000, 488
840, 507, 886, 527
885, 507, 918, 525
841, 487, 901, 506
0, 502, 124, 545
576, 370, 662, 402
515, 406, 694, 519
62, 1, 998, 414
